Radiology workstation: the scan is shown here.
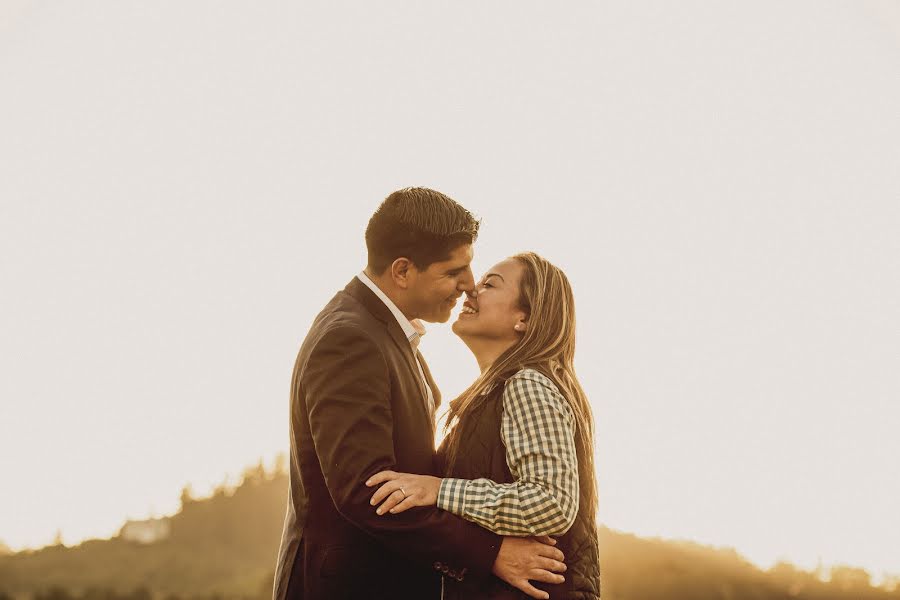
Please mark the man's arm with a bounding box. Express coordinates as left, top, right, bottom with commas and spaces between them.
302, 325, 500, 580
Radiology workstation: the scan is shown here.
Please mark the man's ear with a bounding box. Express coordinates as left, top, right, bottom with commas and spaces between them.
390, 257, 414, 289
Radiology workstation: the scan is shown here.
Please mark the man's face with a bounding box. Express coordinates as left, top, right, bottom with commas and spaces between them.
407, 244, 475, 323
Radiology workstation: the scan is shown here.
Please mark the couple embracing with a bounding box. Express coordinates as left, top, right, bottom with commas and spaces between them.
273, 188, 600, 600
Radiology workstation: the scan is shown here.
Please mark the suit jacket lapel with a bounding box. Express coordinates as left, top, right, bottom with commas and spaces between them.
417, 350, 441, 411
343, 277, 431, 415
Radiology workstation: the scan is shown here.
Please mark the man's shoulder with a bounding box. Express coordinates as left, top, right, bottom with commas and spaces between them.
292, 292, 388, 383
300, 288, 385, 353
314, 288, 380, 331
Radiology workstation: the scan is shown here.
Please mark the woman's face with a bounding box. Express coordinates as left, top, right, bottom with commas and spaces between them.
451, 258, 528, 343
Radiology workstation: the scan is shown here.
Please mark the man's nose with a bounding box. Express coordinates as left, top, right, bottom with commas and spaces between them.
458, 268, 476, 292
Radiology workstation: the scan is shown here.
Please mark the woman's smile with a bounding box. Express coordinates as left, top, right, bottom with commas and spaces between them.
459, 298, 479, 318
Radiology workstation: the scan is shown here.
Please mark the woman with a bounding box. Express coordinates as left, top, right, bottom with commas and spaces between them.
366, 252, 600, 600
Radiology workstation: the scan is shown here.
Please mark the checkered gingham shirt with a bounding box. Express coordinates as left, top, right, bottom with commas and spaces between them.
437, 368, 580, 536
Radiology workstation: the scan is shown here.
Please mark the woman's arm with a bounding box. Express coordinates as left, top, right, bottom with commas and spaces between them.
368, 370, 580, 537
438, 370, 580, 536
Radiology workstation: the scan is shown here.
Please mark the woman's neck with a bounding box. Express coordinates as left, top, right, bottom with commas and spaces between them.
464, 337, 518, 373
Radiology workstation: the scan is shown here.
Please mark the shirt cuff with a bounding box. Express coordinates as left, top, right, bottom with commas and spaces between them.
437, 477, 468, 516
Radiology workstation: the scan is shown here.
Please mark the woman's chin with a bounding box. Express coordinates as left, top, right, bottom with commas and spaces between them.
451, 317, 474, 337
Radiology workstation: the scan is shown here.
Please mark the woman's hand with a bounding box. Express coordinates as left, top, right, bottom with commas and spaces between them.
365, 470, 442, 515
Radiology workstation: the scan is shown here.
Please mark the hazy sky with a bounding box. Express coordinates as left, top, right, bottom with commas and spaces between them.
1, 0, 898, 579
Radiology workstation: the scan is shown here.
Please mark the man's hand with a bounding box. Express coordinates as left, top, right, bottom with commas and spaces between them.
492, 536, 566, 600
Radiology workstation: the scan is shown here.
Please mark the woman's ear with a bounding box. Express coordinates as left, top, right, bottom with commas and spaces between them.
514, 320, 527, 333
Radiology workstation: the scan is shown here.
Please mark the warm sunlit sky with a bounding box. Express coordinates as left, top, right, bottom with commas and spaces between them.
1, 0, 898, 579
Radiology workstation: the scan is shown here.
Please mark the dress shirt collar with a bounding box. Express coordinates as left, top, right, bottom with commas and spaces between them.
357, 271, 426, 348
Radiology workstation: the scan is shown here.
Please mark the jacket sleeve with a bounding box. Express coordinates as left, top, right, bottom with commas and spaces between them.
301, 324, 501, 581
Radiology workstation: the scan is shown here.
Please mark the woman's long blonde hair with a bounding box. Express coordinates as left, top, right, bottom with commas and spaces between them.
443, 251, 598, 519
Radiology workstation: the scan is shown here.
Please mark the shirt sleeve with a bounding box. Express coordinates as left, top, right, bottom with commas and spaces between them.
436, 369, 580, 536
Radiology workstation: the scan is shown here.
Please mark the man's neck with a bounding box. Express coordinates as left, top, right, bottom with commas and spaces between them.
363, 268, 415, 321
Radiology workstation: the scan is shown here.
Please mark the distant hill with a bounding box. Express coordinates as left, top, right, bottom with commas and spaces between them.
1, 461, 897, 600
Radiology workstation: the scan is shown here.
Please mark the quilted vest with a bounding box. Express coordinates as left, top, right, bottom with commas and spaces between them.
436, 376, 601, 600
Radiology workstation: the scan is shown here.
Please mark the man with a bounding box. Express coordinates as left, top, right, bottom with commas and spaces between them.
273, 188, 567, 600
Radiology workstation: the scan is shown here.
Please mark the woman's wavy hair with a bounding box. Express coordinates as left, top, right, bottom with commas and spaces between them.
443, 252, 598, 519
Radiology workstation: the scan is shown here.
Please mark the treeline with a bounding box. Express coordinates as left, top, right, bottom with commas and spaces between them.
0, 461, 283, 598
599, 530, 900, 600
1, 459, 897, 600
0, 585, 270, 600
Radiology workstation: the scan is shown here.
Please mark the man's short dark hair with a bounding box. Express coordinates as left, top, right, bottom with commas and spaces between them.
365, 187, 480, 274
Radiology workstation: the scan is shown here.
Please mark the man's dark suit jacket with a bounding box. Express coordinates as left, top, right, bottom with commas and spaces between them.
273, 277, 502, 600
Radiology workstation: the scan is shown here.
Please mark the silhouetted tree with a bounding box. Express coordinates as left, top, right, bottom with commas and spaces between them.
831, 566, 872, 592
180, 484, 195, 509
241, 459, 267, 486
272, 453, 287, 477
